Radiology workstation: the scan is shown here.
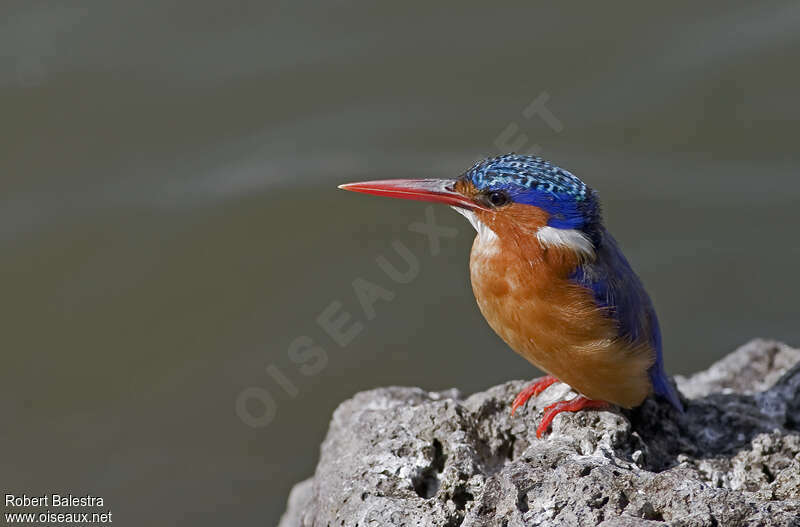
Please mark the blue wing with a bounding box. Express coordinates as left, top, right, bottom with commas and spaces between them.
570, 227, 683, 411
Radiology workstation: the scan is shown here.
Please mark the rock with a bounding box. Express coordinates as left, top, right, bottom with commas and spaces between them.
675, 339, 800, 399
278, 340, 800, 526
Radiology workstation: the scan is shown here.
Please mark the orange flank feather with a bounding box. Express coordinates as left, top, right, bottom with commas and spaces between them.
469, 203, 655, 408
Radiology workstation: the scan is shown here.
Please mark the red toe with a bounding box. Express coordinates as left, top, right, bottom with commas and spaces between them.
536, 396, 609, 438
510, 375, 559, 416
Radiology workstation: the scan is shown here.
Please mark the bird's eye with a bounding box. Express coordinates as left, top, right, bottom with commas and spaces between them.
487, 191, 509, 207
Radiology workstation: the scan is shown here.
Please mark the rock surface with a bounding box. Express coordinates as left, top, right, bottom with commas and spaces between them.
279, 340, 800, 526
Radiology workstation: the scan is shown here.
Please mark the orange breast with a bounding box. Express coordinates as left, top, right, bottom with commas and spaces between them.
468, 210, 654, 407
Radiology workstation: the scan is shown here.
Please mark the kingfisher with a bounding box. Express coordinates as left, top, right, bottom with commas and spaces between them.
339, 154, 683, 438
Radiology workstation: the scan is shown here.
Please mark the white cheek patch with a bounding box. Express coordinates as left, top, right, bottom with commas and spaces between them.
535, 226, 595, 260
451, 207, 499, 243
452, 207, 594, 260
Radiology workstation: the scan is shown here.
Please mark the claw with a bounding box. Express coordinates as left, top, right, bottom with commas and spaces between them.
535, 396, 609, 438
510, 375, 559, 416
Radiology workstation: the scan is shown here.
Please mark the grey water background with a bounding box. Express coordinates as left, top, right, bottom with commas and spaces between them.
2, 1, 800, 525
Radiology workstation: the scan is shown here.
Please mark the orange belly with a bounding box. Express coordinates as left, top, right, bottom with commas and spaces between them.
469, 231, 654, 408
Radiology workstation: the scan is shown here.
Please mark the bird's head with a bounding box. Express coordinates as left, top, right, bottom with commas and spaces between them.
340, 154, 601, 259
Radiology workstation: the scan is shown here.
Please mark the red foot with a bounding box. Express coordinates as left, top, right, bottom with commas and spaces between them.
511, 375, 559, 416
536, 396, 609, 438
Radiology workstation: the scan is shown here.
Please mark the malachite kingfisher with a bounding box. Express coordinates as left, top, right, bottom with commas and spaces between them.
339, 154, 683, 438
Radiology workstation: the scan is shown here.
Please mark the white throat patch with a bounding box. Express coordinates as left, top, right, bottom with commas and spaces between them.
451, 207, 499, 242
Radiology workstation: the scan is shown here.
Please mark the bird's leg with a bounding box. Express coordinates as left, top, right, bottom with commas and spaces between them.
511, 375, 559, 416
536, 396, 609, 438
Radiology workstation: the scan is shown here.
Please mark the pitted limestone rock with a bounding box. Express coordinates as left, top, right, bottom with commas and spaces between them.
279, 340, 800, 526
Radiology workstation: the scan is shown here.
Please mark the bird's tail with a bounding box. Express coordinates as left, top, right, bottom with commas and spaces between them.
645, 312, 684, 412
649, 357, 684, 412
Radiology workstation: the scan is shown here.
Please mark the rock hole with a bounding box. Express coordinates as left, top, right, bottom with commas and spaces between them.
411, 438, 446, 499
432, 438, 445, 473
618, 491, 629, 510
506, 436, 516, 460
590, 495, 609, 509
412, 470, 439, 499
761, 464, 775, 483
516, 489, 529, 513
579, 465, 592, 477
452, 487, 474, 511
641, 502, 664, 521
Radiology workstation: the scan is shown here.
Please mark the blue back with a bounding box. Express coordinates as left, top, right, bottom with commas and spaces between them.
570, 228, 683, 411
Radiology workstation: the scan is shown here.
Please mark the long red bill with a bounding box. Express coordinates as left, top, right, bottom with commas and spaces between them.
338, 179, 483, 210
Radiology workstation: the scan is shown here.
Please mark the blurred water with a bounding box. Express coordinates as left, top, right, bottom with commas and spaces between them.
2, 2, 799, 525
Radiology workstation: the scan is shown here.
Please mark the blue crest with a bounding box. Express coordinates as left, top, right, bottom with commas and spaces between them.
462, 154, 599, 230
